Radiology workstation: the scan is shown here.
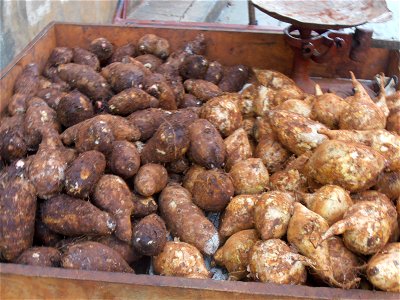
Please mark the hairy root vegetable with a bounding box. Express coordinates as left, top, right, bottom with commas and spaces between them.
298, 185, 353, 225
89, 37, 114, 63
56, 90, 94, 127
126, 108, 170, 141
135, 54, 163, 72
179, 55, 209, 80
137, 34, 170, 59
108, 141, 140, 179
275, 98, 312, 118
182, 164, 206, 193
229, 158, 269, 195
192, 169, 234, 212
224, 128, 253, 171
36, 87, 66, 110
254, 191, 294, 240
7, 93, 29, 115
108, 88, 159, 116
130, 193, 158, 218
0, 115, 27, 163
218, 65, 249, 92
214, 229, 259, 280
253, 116, 275, 141
34, 219, 62, 247
93, 175, 133, 242
366, 243, 400, 292
179, 93, 202, 108
374, 171, 400, 200
110, 43, 136, 63
184, 79, 223, 102
153, 241, 210, 279
204, 61, 223, 84
304, 140, 386, 192
101, 62, 147, 93
144, 73, 177, 110
254, 136, 290, 174
15, 247, 61, 267
72, 47, 100, 71
159, 184, 219, 255
96, 235, 142, 265
165, 157, 190, 174
248, 239, 311, 285
269, 169, 308, 193
61, 241, 133, 273
14, 63, 40, 96
134, 163, 168, 196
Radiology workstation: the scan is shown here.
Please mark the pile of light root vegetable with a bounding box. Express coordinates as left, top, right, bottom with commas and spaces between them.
0, 33, 399, 293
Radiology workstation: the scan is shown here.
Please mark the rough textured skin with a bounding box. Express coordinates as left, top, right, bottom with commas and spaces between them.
192, 169, 234, 212
224, 128, 252, 171
340, 72, 387, 130
110, 43, 137, 63
0, 158, 31, 193
140, 120, 190, 164
159, 184, 219, 255
144, 73, 177, 110
218, 65, 249, 92
179, 55, 209, 80
34, 219, 62, 247
287, 203, 356, 288
0, 114, 27, 163
96, 235, 142, 265
153, 241, 210, 279
304, 140, 386, 192
269, 169, 308, 193
219, 195, 258, 240
311, 89, 348, 128
229, 158, 269, 195
72, 47, 100, 71
36, 88, 66, 110
89, 38, 114, 63
61, 114, 141, 154
214, 229, 259, 280
15, 247, 61, 267
134, 164, 168, 196
166, 157, 189, 174
126, 108, 169, 141
242, 117, 256, 137
200, 94, 243, 137
320, 199, 397, 255
41, 194, 116, 236
386, 109, 400, 135
132, 214, 167, 256
204, 61, 223, 84
184, 79, 223, 102
255, 136, 290, 173
179, 93, 202, 108
64, 150, 106, 198
300, 185, 353, 225
252, 85, 276, 117
7, 93, 29, 115
367, 243, 400, 292
254, 191, 294, 240
275, 99, 312, 118
374, 171, 400, 200
130, 193, 158, 218
61, 241, 133, 273
182, 165, 205, 193
57, 63, 113, 102
254, 69, 296, 90
101, 62, 147, 93
321, 128, 400, 172
57, 90, 94, 127
268, 110, 328, 156
137, 34, 170, 59
253, 116, 275, 141
248, 239, 309, 285
188, 119, 225, 169
272, 86, 305, 106
28, 129, 76, 199
108, 87, 159, 115
108, 141, 140, 179
239, 84, 258, 117
0, 178, 36, 261
135, 54, 163, 72
93, 175, 133, 242
24, 98, 61, 150
45, 47, 73, 70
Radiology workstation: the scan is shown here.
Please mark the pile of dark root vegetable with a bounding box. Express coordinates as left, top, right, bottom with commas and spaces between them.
1, 33, 399, 293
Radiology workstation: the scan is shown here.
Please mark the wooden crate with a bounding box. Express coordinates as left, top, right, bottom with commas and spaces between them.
0, 22, 399, 299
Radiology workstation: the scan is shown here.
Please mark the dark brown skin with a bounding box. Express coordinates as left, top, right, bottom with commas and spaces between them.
167, 108, 200, 125
101, 62, 147, 93
15, 247, 61, 267
57, 90, 94, 127
188, 119, 225, 169
134, 163, 168, 196
110, 43, 137, 63
96, 235, 142, 265
218, 65, 249, 92
192, 169, 234, 212
135, 54, 163, 72
126, 108, 170, 141
179, 93, 202, 108
166, 157, 190, 174
204, 61, 223, 84
108, 141, 140, 179
57, 63, 113, 102
93, 175, 134, 242
0, 114, 27, 163
72, 47, 100, 71
141, 120, 190, 164
89, 37, 114, 63
131, 193, 158, 218
7, 93, 29, 115
144, 73, 177, 110
159, 184, 220, 255
184, 79, 223, 102
34, 219, 63, 247
182, 164, 205, 194
36, 88, 67, 110
132, 214, 167, 256
61, 241, 134, 273
183, 33, 206, 55
374, 171, 400, 200
0, 178, 36, 261
41, 194, 116, 236
64, 150, 106, 198
0, 157, 31, 193
137, 34, 170, 59
45, 47, 73, 68
179, 55, 209, 80
108, 87, 159, 115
